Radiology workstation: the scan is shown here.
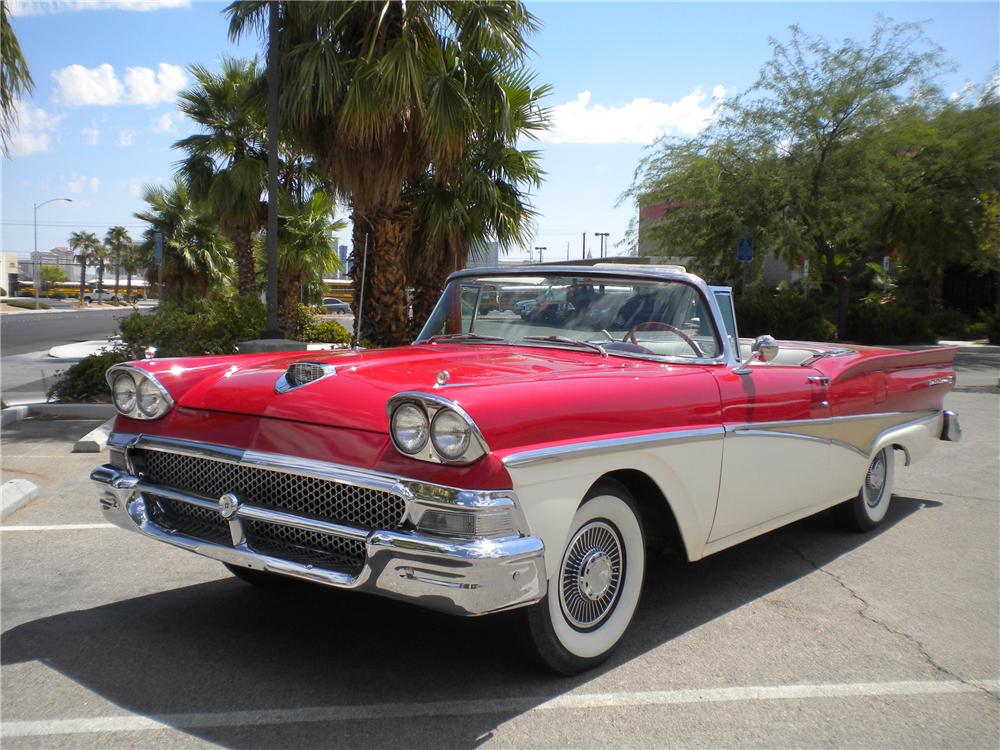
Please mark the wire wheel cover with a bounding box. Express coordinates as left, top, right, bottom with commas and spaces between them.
558, 520, 625, 630
864, 451, 888, 507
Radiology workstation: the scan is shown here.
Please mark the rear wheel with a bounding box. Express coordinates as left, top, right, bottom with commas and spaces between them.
836, 447, 895, 532
526, 480, 645, 675
223, 562, 292, 588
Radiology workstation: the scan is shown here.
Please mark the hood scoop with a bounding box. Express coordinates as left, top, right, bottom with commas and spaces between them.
275, 362, 337, 393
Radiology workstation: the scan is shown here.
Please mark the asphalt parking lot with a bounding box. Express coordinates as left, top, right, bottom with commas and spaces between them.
1, 391, 997, 748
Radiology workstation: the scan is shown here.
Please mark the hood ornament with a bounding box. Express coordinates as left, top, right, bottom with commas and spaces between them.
275, 362, 337, 393
435, 370, 451, 387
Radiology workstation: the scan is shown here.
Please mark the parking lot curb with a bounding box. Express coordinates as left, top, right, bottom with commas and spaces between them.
1, 479, 40, 520
1, 403, 115, 428
73, 417, 115, 453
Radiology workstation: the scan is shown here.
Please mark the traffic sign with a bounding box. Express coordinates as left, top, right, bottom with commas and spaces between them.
154, 232, 163, 265
737, 236, 752, 262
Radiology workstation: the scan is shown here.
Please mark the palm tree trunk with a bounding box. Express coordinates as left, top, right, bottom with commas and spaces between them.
97, 261, 105, 302
78, 261, 86, 303
114, 251, 121, 300
231, 224, 256, 297
126, 270, 132, 302
409, 235, 455, 339
352, 206, 413, 347
279, 274, 301, 335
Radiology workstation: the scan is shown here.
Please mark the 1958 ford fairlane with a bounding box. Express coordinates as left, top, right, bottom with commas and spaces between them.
92, 265, 960, 674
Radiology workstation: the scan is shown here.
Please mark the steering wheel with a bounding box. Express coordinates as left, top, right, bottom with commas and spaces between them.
624, 321, 702, 356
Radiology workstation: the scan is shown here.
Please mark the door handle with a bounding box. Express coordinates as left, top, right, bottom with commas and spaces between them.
807, 375, 830, 385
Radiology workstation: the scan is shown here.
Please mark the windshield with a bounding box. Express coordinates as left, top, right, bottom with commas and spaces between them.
416, 273, 722, 361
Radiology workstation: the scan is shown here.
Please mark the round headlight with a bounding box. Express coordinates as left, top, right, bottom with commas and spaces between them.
392, 403, 429, 454
111, 373, 137, 414
431, 408, 472, 460
136, 377, 167, 418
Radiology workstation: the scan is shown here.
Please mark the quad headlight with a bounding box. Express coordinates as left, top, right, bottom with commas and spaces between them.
106, 365, 173, 420
388, 394, 487, 464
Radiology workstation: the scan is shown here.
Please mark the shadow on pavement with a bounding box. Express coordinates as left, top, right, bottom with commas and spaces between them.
1, 495, 939, 748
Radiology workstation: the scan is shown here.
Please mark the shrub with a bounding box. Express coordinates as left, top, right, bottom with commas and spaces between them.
846, 301, 935, 345
302, 318, 352, 345
119, 291, 266, 357
926, 308, 971, 340
976, 307, 1000, 345
47, 348, 128, 403
5, 299, 51, 310
735, 291, 836, 341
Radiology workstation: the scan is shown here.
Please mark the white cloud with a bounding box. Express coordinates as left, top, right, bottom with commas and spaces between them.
122, 177, 145, 196
6, 101, 65, 156
123, 63, 186, 105
53, 63, 124, 105
543, 86, 729, 145
66, 174, 100, 194
53, 62, 186, 106
118, 129, 135, 147
10, 1, 189, 16
151, 111, 180, 134
81, 119, 100, 145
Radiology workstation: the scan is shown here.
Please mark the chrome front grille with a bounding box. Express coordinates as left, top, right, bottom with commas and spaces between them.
131, 447, 407, 575
133, 449, 406, 530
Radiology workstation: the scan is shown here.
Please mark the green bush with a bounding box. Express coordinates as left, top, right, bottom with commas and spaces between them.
5, 299, 51, 310
846, 301, 935, 345
302, 318, 352, 345
47, 348, 128, 403
119, 291, 266, 357
976, 307, 1000, 345
926, 308, 971, 340
735, 291, 836, 341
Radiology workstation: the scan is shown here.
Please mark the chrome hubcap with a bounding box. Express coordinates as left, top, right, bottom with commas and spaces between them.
865, 452, 887, 507
559, 520, 624, 630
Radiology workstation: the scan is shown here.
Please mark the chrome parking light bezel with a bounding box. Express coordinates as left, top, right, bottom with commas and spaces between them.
106, 364, 174, 420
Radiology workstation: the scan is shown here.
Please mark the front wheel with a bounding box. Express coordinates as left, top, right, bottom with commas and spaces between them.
526, 480, 645, 675
836, 447, 895, 532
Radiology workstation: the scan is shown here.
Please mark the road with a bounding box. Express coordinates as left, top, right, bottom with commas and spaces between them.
0, 390, 996, 748
0, 307, 137, 356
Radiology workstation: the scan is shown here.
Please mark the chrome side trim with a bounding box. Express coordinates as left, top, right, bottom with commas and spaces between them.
502, 426, 725, 468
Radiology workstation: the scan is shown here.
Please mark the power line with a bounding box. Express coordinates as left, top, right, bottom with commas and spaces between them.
2, 220, 148, 228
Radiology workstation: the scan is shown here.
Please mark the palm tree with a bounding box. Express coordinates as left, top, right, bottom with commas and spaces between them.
120, 241, 145, 302
227, 1, 541, 346
408, 70, 549, 331
267, 191, 346, 332
68, 231, 101, 303
105, 226, 132, 300
174, 58, 267, 296
92, 241, 110, 301
1, 0, 34, 156
134, 179, 233, 299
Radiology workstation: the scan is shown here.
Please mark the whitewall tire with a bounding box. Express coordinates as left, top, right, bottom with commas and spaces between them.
837, 447, 895, 532
527, 480, 645, 674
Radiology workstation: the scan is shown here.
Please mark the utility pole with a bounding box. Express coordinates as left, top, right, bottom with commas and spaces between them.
581, 231, 586, 259
264, 0, 281, 337
33, 197, 72, 308
595, 232, 610, 258
534, 246, 546, 264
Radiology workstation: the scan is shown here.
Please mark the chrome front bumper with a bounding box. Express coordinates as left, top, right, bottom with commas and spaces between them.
92, 462, 545, 617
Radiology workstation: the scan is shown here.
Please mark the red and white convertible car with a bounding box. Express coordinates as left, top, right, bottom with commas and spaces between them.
92, 265, 960, 673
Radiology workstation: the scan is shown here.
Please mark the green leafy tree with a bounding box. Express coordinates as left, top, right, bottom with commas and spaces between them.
39, 264, 67, 291
174, 58, 267, 296
121, 241, 147, 301
134, 179, 233, 300
1, 0, 33, 156
629, 20, 966, 337
105, 226, 132, 299
227, 1, 541, 346
69, 231, 102, 303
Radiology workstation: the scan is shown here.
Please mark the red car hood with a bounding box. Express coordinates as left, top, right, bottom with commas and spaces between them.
153, 343, 719, 451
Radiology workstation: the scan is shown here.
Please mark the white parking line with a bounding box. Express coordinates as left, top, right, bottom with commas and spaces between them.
0, 523, 116, 531
2, 679, 996, 737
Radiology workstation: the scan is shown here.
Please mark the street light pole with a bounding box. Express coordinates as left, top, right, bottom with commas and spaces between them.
534, 246, 546, 264
33, 197, 72, 308
594, 232, 610, 258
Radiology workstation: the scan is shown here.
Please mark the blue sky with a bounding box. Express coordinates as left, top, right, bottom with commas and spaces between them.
3, 1, 998, 263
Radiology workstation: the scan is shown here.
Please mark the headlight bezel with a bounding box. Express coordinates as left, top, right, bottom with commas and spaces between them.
106, 364, 174, 420
387, 392, 488, 465
390, 402, 430, 454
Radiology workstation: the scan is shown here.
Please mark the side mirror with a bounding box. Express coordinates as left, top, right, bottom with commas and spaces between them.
734, 334, 779, 373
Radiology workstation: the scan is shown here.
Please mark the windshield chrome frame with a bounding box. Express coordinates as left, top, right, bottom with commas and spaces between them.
414, 265, 740, 367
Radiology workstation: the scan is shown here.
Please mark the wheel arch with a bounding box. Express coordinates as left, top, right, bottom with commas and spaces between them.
591, 469, 690, 561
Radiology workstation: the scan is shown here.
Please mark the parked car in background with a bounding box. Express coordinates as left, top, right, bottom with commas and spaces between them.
83, 288, 120, 304
92, 265, 959, 674
322, 297, 351, 314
